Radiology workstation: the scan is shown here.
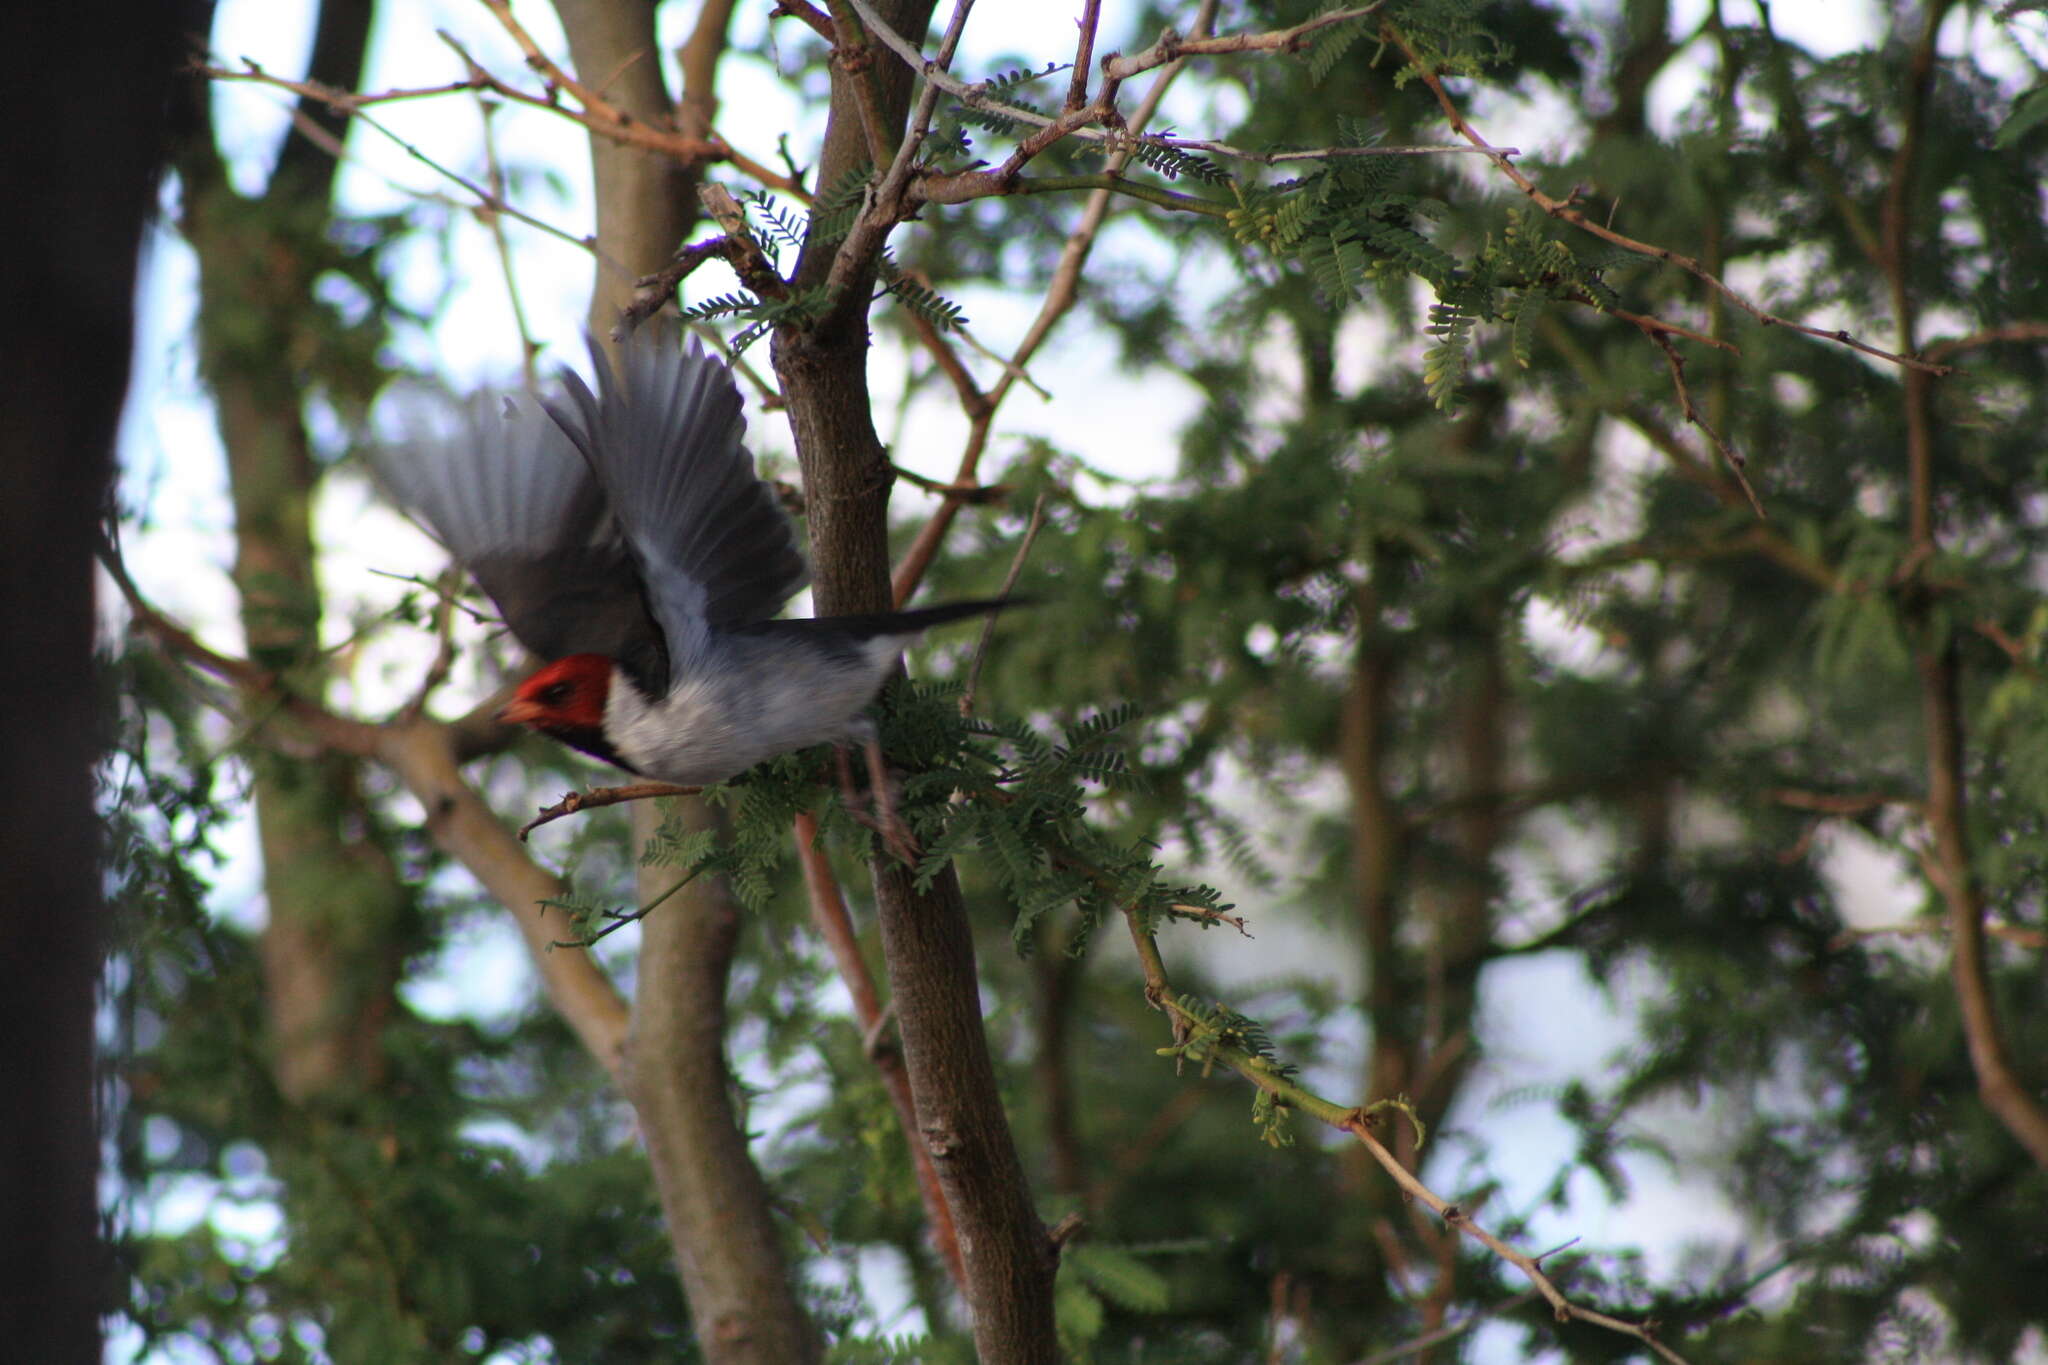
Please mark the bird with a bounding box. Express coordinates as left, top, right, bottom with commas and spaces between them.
372, 325, 1015, 858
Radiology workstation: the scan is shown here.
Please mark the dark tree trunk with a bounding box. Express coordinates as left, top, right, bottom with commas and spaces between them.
0, 0, 192, 1355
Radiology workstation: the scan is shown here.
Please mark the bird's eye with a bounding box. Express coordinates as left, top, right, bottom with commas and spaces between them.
539, 683, 572, 707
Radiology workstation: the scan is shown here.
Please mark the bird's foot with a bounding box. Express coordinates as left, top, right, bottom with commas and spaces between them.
834, 742, 923, 867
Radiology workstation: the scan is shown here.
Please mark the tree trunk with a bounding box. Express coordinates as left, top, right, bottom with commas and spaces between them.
0, 1, 189, 1354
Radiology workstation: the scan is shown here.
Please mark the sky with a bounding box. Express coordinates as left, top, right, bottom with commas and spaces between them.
112, 1, 2030, 1360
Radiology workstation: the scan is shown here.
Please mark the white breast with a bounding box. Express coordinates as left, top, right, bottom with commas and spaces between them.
603, 632, 910, 785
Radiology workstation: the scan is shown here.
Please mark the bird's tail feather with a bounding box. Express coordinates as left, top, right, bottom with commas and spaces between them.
745, 596, 1029, 642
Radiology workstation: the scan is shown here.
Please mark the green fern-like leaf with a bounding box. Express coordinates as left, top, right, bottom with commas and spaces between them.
1129, 136, 1230, 185
1311, 232, 1369, 300
1422, 302, 1473, 410
885, 276, 968, 331
809, 162, 874, 244
1067, 1245, 1173, 1314
740, 190, 808, 257
1267, 193, 1318, 251
1507, 292, 1546, 367
1362, 219, 1456, 282
1062, 704, 1137, 749
1306, 2, 1374, 83
679, 291, 757, 322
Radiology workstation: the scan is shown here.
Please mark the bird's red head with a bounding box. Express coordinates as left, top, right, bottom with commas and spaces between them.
498, 654, 612, 733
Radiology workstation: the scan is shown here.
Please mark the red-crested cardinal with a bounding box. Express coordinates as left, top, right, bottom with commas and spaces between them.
374, 327, 1015, 857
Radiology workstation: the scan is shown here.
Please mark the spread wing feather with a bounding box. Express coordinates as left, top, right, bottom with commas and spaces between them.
543, 330, 808, 670
368, 391, 671, 686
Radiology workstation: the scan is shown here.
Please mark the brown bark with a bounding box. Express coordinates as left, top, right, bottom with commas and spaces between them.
1918, 647, 2048, 1167
1033, 945, 1088, 1203
1409, 633, 1507, 1136
794, 812, 968, 1289
1882, 0, 2048, 1169
871, 862, 1060, 1363
1343, 575, 1408, 1114
555, 0, 701, 330
376, 722, 632, 1074
770, 7, 1061, 1355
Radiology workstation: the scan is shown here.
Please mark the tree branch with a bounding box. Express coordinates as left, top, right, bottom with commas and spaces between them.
1381, 19, 1951, 377
101, 539, 636, 1078
892, 0, 1222, 605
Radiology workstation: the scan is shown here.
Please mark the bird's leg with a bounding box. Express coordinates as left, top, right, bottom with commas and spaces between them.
864, 733, 922, 867
832, 740, 921, 867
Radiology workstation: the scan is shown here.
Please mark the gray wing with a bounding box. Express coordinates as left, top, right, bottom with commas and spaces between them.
542, 329, 808, 669
369, 390, 672, 688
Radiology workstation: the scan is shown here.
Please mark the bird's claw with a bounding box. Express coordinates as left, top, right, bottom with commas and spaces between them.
879, 814, 922, 869
836, 741, 923, 868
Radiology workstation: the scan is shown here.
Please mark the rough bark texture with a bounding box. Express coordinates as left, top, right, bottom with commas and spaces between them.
871, 862, 1060, 1362
770, 4, 1062, 1357
0, 2, 187, 1354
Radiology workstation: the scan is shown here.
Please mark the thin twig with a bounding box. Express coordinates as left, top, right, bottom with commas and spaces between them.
618, 237, 735, 337
871, 0, 976, 216
1768, 788, 1916, 815
1119, 895, 1698, 1362
475, 96, 540, 388
1832, 918, 2048, 951
1167, 902, 1253, 937
960, 494, 1045, 716
839, 0, 1506, 170
699, 183, 790, 299
1101, 5, 1386, 78
549, 861, 702, 948
890, 463, 1010, 501
519, 782, 702, 839
892, 0, 1220, 607
1380, 21, 1948, 377
1642, 325, 1761, 516
1065, 0, 1103, 111
352, 99, 620, 270
1351, 1291, 1542, 1365
400, 567, 466, 721
769, 0, 836, 42
1924, 319, 2048, 361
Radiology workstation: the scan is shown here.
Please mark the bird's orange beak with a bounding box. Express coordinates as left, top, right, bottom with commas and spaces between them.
497, 697, 544, 727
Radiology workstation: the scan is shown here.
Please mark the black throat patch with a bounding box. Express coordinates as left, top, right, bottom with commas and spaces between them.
536, 723, 638, 775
